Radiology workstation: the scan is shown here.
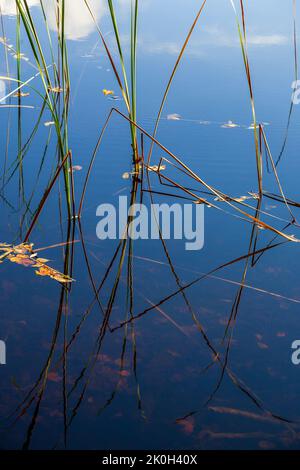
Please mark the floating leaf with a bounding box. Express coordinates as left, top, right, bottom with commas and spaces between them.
277, 332, 286, 338
69, 165, 83, 173
35, 265, 73, 283
148, 164, 166, 172
221, 120, 239, 128
177, 417, 195, 435
167, 113, 181, 121
102, 89, 114, 96
259, 441, 276, 450
257, 342, 269, 350
248, 122, 259, 130
13, 53, 29, 62
44, 121, 55, 127
13, 92, 30, 98
214, 193, 258, 203
48, 371, 62, 383
118, 370, 130, 377
122, 172, 130, 180
8, 254, 36, 267
248, 122, 269, 130
0, 243, 74, 284
48, 86, 63, 93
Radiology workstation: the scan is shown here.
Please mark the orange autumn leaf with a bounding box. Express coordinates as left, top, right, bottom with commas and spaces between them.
13, 91, 30, 98
8, 254, 36, 267
35, 265, 73, 283
0, 242, 74, 284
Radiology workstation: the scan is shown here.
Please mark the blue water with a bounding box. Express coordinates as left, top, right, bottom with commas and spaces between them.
0, 1, 300, 450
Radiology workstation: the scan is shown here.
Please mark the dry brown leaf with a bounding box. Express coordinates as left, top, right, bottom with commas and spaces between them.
0, 242, 74, 284
13, 92, 30, 98
48, 86, 63, 93
148, 164, 166, 172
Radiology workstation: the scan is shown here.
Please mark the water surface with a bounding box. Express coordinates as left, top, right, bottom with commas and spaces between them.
0, 0, 300, 450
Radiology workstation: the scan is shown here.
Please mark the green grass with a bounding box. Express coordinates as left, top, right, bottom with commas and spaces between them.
15, 0, 72, 217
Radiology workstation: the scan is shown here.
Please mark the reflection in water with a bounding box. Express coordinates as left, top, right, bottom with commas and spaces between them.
1, 100, 300, 449
0, 0, 106, 40
1, 0, 300, 452
0, 0, 39, 16
42, 0, 107, 41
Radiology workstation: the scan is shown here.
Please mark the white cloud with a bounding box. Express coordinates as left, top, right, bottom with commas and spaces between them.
42, 0, 107, 41
247, 34, 289, 46
0, 1, 290, 50
138, 35, 289, 59
199, 25, 289, 48
0, 0, 147, 41
143, 41, 181, 56
0, 0, 39, 15
0, 0, 107, 40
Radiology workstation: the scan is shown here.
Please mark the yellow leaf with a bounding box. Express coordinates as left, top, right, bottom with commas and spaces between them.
148, 164, 166, 172
102, 89, 114, 96
8, 254, 36, 267
0, 241, 74, 284
48, 86, 63, 93
13, 92, 30, 98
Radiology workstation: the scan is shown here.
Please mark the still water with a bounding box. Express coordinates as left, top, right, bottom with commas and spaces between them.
0, 0, 300, 450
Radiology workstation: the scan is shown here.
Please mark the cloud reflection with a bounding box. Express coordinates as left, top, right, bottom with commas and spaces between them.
42, 0, 106, 41
0, 0, 106, 40
0, 0, 39, 16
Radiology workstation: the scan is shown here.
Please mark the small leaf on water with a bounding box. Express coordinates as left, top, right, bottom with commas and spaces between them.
13, 92, 30, 98
48, 86, 63, 93
221, 120, 239, 128
48, 372, 62, 383
277, 332, 286, 338
8, 254, 36, 267
0, 242, 74, 284
167, 113, 181, 121
35, 265, 73, 283
122, 172, 130, 180
36, 258, 49, 264
118, 370, 130, 377
69, 165, 83, 173
148, 164, 166, 172
13, 53, 29, 62
44, 121, 55, 127
259, 441, 276, 450
257, 342, 269, 350
177, 417, 195, 435
102, 89, 114, 96
214, 194, 255, 203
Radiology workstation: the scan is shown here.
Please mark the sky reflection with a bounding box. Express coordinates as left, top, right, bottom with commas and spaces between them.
0, 0, 106, 40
